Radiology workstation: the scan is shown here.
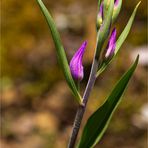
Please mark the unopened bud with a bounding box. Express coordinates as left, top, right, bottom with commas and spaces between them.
112, 0, 122, 23
96, 3, 103, 29
69, 41, 87, 81
104, 28, 116, 61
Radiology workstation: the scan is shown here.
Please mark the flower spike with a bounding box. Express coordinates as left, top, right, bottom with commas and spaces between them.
70, 41, 87, 81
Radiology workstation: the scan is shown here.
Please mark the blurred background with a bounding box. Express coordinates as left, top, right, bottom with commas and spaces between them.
1, 0, 147, 148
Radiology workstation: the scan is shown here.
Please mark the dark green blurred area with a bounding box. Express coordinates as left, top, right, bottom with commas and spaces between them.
1, 0, 147, 148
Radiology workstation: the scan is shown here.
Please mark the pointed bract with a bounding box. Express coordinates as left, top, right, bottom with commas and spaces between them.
70, 41, 87, 81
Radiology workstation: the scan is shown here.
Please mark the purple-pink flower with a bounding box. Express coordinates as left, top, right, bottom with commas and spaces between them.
70, 41, 87, 81
105, 28, 116, 59
114, 0, 119, 7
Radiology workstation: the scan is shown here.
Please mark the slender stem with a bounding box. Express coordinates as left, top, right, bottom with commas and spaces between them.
68, 28, 102, 148
68, 1, 113, 144
68, 29, 108, 147
68, 58, 99, 148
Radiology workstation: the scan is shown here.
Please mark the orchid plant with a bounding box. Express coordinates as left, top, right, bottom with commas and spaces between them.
36, 0, 140, 147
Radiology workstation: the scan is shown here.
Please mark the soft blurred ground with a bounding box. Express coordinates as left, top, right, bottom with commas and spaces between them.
1, 0, 147, 148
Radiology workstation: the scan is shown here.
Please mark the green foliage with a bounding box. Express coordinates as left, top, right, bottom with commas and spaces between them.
36, 0, 82, 104
115, 1, 141, 55
78, 56, 139, 148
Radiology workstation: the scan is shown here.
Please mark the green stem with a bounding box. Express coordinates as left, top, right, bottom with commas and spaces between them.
68, 1, 114, 147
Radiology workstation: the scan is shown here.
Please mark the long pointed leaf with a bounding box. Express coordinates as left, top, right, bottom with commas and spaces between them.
96, 2, 140, 77
115, 1, 141, 54
78, 55, 139, 148
36, 0, 82, 104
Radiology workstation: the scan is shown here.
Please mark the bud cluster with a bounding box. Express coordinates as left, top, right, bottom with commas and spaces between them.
97, 0, 122, 28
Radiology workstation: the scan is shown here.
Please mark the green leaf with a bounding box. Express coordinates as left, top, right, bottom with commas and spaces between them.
78, 55, 139, 148
115, 1, 141, 54
96, 2, 141, 77
36, 0, 82, 104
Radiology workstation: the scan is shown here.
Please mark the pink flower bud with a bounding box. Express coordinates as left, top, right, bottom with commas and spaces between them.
104, 28, 116, 60
70, 41, 87, 81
